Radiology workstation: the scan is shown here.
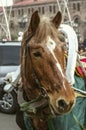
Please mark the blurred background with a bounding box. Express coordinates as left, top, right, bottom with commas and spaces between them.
0, 0, 86, 45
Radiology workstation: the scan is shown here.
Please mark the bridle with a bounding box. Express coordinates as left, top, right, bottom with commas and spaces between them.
23, 33, 49, 98
21, 33, 56, 118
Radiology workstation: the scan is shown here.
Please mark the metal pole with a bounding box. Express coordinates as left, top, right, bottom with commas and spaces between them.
1, 0, 11, 40
56, 0, 61, 11
62, 0, 68, 22
63, 0, 72, 26
0, 24, 7, 34
56, 0, 72, 25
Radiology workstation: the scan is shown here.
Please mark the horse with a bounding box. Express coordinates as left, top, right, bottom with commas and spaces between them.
16, 11, 75, 130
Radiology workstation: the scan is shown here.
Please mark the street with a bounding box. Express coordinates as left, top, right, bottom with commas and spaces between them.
0, 113, 20, 130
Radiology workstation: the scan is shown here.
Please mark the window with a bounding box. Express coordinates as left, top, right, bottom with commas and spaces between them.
0, 46, 20, 66
49, 6, 52, 13
18, 9, 21, 16
73, 3, 76, 10
11, 10, 14, 17
19, 22, 26, 28
10, 22, 14, 29
77, 3, 80, 11
28, 8, 30, 14
74, 17, 79, 24
53, 5, 56, 13
21, 9, 24, 15
38, 7, 41, 13
42, 7, 44, 14
32, 8, 34, 13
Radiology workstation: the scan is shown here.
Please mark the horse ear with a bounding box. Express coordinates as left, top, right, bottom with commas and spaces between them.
52, 11, 62, 29
29, 10, 40, 33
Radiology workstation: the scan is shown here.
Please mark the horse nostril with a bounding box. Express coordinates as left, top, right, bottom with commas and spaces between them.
58, 99, 67, 108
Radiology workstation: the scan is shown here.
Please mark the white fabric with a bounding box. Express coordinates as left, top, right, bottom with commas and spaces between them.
59, 24, 78, 85
5, 65, 20, 82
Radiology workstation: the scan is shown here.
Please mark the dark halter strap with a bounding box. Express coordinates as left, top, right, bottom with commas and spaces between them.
23, 33, 48, 98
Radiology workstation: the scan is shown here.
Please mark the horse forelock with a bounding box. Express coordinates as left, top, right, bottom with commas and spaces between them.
33, 16, 58, 44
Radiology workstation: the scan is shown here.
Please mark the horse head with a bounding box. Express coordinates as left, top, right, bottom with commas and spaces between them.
21, 11, 75, 116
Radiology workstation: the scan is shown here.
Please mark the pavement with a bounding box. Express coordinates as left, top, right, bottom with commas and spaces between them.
0, 113, 20, 130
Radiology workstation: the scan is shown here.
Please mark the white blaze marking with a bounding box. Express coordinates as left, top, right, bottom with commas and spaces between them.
47, 37, 64, 77
56, 63, 64, 77
46, 37, 66, 89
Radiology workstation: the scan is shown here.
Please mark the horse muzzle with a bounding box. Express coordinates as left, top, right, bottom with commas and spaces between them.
57, 99, 74, 114
51, 98, 75, 115
48, 90, 75, 115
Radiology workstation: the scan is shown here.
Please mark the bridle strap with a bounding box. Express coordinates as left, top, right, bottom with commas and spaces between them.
28, 46, 49, 98
23, 33, 49, 98
23, 33, 34, 76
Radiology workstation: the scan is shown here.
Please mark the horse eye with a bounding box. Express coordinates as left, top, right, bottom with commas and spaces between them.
33, 51, 41, 57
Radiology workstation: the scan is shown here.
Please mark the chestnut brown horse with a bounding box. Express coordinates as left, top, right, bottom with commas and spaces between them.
19, 11, 75, 130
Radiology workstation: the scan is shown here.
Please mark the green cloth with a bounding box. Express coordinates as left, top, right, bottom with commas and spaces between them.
48, 75, 86, 130
23, 75, 86, 130
23, 112, 34, 130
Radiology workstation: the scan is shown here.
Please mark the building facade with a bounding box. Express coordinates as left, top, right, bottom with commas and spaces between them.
0, 0, 86, 41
